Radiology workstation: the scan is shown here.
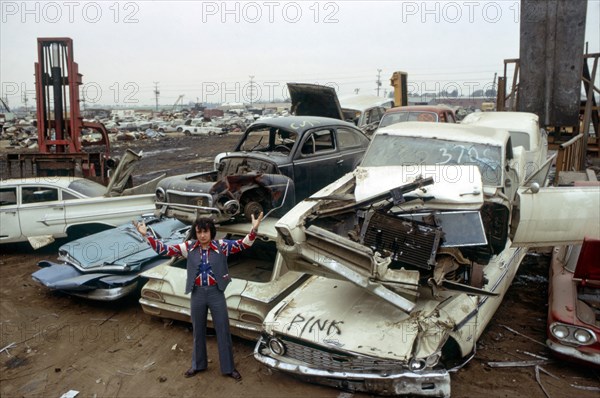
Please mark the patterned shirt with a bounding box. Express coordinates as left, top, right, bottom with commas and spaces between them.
146, 229, 258, 283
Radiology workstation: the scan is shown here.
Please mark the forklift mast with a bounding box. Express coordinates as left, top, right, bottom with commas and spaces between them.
9, 37, 112, 181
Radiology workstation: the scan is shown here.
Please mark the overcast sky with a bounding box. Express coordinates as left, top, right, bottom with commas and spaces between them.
1, 0, 599, 108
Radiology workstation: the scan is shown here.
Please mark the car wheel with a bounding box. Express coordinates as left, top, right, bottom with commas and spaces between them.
243, 201, 264, 222
177, 127, 183, 132
184, 130, 191, 136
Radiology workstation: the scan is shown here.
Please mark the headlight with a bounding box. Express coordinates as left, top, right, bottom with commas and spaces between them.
156, 188, 166, 202
409, 358, 426, 372
550, 322, 597, 346
551, 324, 569, 339
574, 329, 593, 344
276, 226, 294, 246
268, 338, 286, 356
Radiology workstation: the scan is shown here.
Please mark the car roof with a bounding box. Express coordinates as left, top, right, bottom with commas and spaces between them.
0, 176, 90, 188
339, 95, 393, 111
375, 121, 510, 146
384, 105, 454, 114
461, 111, 539, 132
248, 116, 359, 133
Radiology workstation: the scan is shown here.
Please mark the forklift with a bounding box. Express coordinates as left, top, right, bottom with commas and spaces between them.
7, 38, 113, 183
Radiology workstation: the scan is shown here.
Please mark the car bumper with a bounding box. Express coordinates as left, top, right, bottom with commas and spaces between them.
254, 336, 450, 397
547, 339, 600, 366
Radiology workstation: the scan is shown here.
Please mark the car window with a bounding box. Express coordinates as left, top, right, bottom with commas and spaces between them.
68, 179, 105, 197
447, 112, 456, 123
301, 129, 335, 155
0, 187, 17, 206
21, 186, 59, 204
337, 128, 369, 150
62, 191, 79, 200
508, 131, 530, 150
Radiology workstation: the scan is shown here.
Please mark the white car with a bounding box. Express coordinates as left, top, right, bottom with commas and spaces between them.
254, 122, 599, 397
0, 150, 162, 248
138, 219, 307, 340
460, 111, 548, 179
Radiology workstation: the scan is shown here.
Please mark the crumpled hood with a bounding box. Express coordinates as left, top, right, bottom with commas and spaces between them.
265, 276, 474, 361
354, 165, 483, 208
58, 218, 186, 272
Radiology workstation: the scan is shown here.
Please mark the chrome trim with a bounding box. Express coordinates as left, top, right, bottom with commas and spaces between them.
254, 337, 450, 397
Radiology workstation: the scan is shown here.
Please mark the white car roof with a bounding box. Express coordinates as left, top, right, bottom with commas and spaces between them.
461, 111, 539, 132
0, 176, 89, 188
218, 217, 279, 241
375, 121, 510, 146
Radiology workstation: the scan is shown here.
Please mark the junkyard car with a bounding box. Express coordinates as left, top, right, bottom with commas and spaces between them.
460, 111, 547, 179
254, 122, 600, 397
0, 150, 163, 248
155, 116, 370, 223
138, 219, 308, 340
287, 83, 393, 135
32, 217, 187, 300
547, 237, 600, 366
378, 104, 457, 128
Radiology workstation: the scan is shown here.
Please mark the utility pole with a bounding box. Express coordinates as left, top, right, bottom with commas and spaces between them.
22, 91, 29, 112
354, 88, 360, 95
153, 82, 160, 111
249, 75, 255, 107
376, 69, 382, 96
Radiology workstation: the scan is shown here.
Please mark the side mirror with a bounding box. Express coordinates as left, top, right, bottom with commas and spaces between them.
524, 182, 540, 194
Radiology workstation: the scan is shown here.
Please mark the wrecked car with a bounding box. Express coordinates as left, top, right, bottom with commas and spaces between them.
155, 116, 370, 224
138, 219, 308, 340
254, 122, 600, 396
0, 149, 164, 248
547, 236, 600, 366
287, 82, 392, 135
378, 104, 457, 128
32, 217, 187, 300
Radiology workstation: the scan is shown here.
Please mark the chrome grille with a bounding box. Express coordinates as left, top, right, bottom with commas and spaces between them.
166, 191, 211, 207
281, 338, 403, 373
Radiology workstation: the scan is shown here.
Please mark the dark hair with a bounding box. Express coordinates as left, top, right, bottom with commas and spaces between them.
192, 217, 216, 240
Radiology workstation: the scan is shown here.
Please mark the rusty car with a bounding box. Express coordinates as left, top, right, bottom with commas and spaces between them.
378, 104, 457, 129
547, 236, 600, 366
253, 121, 600, 396
155, 116, 370, 224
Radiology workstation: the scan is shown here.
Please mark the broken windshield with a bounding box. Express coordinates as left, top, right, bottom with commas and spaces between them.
361, 135, 503, 186
239, 126, 298, 153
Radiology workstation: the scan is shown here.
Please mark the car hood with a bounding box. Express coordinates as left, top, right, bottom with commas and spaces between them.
264, 276, 475, 361
573, 237, 600, 281
287, 83, 344, 121
57, 218, 187, 272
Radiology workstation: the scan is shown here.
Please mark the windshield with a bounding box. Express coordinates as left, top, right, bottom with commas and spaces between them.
68, 179, 106, 197
361, 135, 503, 186
238, 126, 298, 154
379, 111, 438, 128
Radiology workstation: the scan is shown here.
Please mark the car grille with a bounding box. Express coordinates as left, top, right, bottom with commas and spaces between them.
167, 191, 211, 208
280, 337, 403, 373
363, 212, 442, 270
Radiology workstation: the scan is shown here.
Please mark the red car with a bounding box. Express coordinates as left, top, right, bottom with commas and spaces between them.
547, 237, 600, 366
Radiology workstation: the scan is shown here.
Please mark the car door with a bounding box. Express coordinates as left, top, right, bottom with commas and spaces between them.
0, 186, 22, 242
292, 128, 341, 200
335, 127, 370, 174
511, 184, 600, 246
18, 184, 66, 242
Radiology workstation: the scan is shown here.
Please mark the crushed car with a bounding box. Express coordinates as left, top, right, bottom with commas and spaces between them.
0, 149, 164, 248
253, 121, 600, 397
547, 236, 600, 366
138, 219, 308, 340
32, 216, 187, 300
155, 116, 370, 224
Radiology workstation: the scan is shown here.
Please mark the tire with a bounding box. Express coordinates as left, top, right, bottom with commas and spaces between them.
184, 130, 191, 136
177, 127, 183, 132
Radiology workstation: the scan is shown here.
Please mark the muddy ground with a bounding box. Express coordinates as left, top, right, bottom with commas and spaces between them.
1, 133, 599, 398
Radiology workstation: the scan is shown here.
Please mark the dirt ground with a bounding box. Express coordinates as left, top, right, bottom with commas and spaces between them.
1, 134, 599, 398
